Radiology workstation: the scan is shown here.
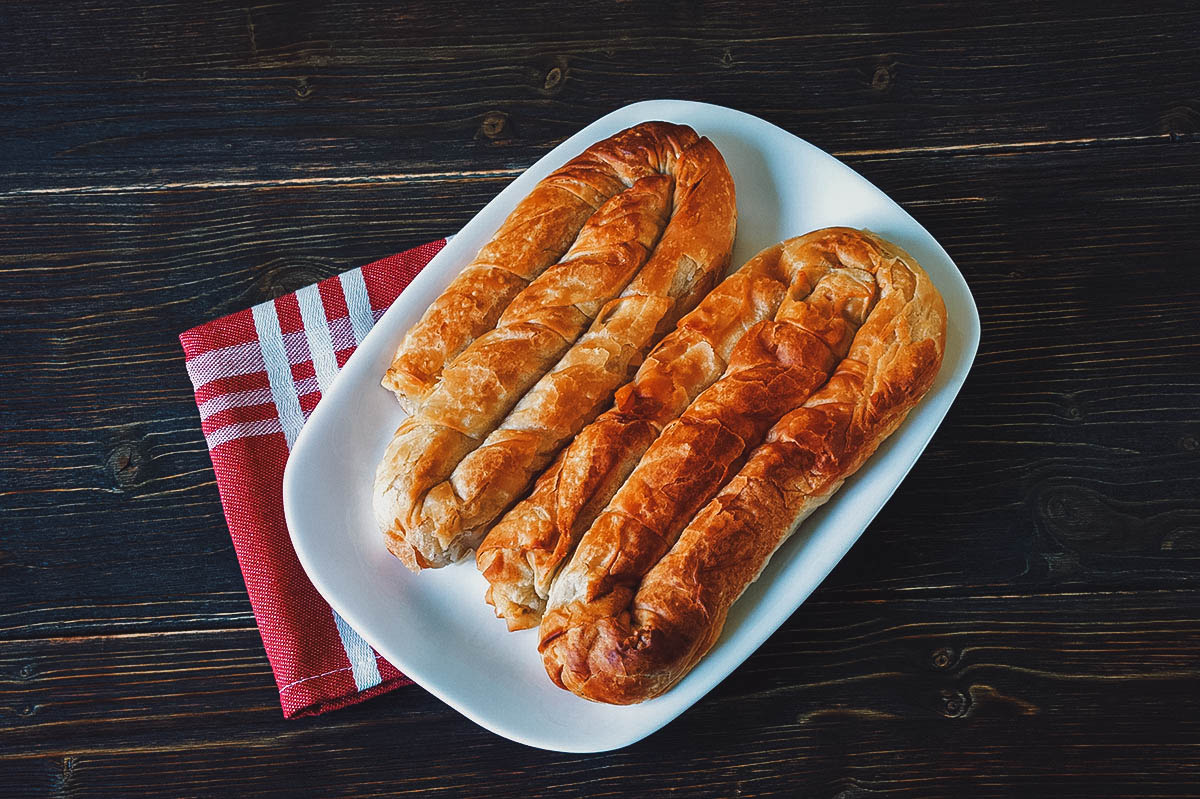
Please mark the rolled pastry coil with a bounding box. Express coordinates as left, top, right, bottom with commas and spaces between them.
382, 121, 702, 413
374, 123, 737, 571
538, 228, 947, 704
478, 240, 797, 630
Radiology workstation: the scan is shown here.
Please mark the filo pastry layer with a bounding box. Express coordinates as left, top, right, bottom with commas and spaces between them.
478, 239, 798, 630
382, 121, 707, 413
375, 124, 737, 571
375, 174, 673, 570
538, 229, 947, 704
425, 138, 736, 566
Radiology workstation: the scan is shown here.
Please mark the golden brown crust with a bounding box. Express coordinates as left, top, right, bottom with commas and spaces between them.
374, 175, 673, 568
381, 122, 702, 412
418, 175, 674, 438
375, 123, 738, 572
476, 242, 791, 630
435, 138, 737, 575
538, 228, 947, 704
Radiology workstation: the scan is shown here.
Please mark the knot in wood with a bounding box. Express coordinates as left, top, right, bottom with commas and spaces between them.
479, 111, 510, 140
18, 663, 36, 680
1042, 486, 1095, 531
871, 63, 894, 92
258, 260, 329, 300
294, 76, 313, 99
1159, 103, 1200, 139
940, 688, 969, 718
930, 646, 956, 670
106, 440, 149, 490
1180, 435, 1197, 452
833, 789, 869, 799
1040, 485, 1136, 553
535, 55, 569, 96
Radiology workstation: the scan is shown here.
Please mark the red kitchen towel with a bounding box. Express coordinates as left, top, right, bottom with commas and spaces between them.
178, 238, 447, 718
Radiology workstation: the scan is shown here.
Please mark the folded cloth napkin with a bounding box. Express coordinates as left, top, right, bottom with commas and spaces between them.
179, 238, 447, 717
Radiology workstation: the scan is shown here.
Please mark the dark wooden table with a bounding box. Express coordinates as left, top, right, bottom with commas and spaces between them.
3, 2, 1198, 796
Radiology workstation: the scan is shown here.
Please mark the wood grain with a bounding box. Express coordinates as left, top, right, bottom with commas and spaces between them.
2, 595, 1199, 797
1, 1, 1197, 191
1, 0, 1198, 796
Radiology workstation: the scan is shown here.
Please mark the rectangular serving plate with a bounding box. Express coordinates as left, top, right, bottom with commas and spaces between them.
283, 99, 980, 752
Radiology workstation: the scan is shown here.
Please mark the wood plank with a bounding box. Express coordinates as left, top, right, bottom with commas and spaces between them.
1, 593, 1198, 797
1, 1, 1197, 190
1, 141, 1197, 640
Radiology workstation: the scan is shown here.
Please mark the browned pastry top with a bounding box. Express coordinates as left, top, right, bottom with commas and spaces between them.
375, 122, 737, 572
382, 121, 710, 411
537, 228, 947, 704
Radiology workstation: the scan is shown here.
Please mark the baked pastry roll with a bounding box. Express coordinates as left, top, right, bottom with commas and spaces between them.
383, 122, 709, 412
375, 122, 737, 571
538, 228, 947, 704
477, 240, 795, 629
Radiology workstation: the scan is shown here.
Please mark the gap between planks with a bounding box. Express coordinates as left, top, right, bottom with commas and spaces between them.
2, 132, 1191, 199
4, 587, 1199, 645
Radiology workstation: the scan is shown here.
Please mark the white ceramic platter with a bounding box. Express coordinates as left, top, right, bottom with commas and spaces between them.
283, 100, 980, 752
